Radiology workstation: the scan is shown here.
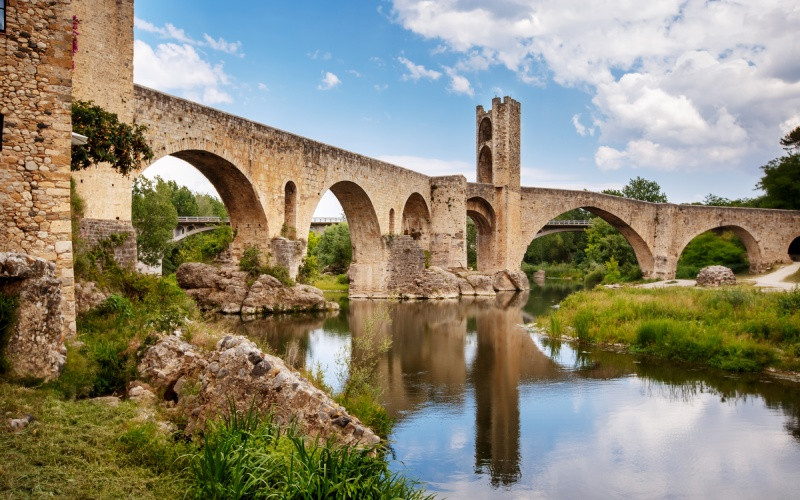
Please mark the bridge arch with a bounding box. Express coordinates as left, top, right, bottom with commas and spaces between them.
142, 149, 269, 257
675, 224, 762, 274
326, 181, 385, 296
789, 236, 800, 262
467, 196, 497, 271
519, 198, 656, 277
401, 192, 431, 250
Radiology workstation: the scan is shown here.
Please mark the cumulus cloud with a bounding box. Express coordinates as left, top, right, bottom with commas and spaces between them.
134, 40, 233, 105
444, 66, 474, 96
398, 56, 442, 81
202, 34, 243, 57
318, 72, 342, 90
390, 0, 800, 172
135, 17, 244, 57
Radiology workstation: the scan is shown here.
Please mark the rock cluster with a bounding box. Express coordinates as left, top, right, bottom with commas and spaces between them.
176, 263, 338, 315
696, 266, 737, 287
138, 334, 380, 447
0, 253, 65, 381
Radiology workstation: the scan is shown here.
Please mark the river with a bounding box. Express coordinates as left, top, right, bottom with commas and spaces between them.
219, 282, 800, 498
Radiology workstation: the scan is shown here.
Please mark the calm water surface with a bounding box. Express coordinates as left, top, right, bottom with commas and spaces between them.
222, 282, 800, 498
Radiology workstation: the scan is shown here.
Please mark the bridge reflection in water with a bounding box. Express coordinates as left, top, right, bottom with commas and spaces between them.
217, 288, 800, 496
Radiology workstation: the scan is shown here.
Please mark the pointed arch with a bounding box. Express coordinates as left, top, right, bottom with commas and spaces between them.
401, 192, 431, 250
478, 146, 493, 184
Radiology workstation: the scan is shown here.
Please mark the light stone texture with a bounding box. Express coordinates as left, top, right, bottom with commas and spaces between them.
138, 334, 380, 447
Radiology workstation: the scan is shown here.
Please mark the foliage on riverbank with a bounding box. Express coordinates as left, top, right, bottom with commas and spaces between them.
312, 273, 350, 291
0, 384, 430, 499
536, 286, 800, 373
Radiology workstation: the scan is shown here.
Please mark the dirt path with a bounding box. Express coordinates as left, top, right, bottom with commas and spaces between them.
744, 262, 800, 291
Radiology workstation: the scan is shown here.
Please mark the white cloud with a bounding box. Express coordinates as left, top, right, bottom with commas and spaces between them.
374, 83, 389, 93
135, 17, 244, 57
572, 114, 594, 137
318, 72, 342, 90
134, 40, 233, 105
444, 66, 474, 96
202, 34, 243, 57
390, 0, 800, 172
308, 49, 332, 60
257, 82, 269, 91
397, 56, 442, 81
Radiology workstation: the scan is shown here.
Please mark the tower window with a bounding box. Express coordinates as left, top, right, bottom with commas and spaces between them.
1, 1, 5, 32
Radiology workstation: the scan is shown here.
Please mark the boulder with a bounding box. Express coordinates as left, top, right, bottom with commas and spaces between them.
74, 281, 109, 314
696, 266, 736, 287
176, 262, 337, 315
453, 271, 496, 296
138, 334, 380, 447
0, 252, 65, 381
390, 266, 461, 299
493, 270, 530, 291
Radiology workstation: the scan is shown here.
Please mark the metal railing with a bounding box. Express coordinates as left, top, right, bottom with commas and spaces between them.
176, 216, 229, 223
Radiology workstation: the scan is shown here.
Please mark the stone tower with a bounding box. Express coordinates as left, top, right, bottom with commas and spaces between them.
474, 97, 522, 271
70, 0, 137, 265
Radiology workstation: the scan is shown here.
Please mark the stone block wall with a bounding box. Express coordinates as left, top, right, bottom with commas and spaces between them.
0, 0, 76, 337
270, 237, 305, 279
78, 218, 137, 268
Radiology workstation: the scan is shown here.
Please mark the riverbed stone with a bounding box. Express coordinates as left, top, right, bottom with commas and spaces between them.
696, 266, 736, 287
138, 334, 380, 447
176, 262, 338, 315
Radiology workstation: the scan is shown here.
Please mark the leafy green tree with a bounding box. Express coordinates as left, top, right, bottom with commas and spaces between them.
298, 231, 321, 283
676, 230, 748, 278
132, 177, 178, 266
701, 194, 760, 208
71, 100, 154, 175
780, 125, 800, 152
316, 223, 352, 274
757, 153, 800, 210
620, 176, 668, 203
167, 180, 199, 216
162, 226, 233, 275
583, 218, 638, 270
196, 193, 228, 218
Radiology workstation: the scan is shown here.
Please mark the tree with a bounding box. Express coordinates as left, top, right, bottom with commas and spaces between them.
780, 125, 800, 152
71, 100, 154, 175
196, 194, 228, 218
757, 127, 800, 210
167, 180, 199, 216
583, 218, 638, 271
620, 176, 668, 203
316, 223, 352, 274
132, 177, 178, 266
676, 230, 748, 278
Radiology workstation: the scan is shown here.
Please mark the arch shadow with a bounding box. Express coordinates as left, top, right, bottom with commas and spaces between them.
467, 196, 497, 272
401, 192, 431, 250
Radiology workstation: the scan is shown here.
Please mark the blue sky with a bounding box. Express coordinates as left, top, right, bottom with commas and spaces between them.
135, 0, 800, 216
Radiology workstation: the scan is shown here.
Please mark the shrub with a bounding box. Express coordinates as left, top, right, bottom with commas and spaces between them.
239, 245, 295, 287
584, 268, 605, 289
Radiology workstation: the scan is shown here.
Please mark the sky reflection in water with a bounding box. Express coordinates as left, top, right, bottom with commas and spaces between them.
224, 285, 800, 498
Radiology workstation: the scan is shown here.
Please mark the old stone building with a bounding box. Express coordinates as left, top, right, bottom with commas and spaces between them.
0, 0, 74, 379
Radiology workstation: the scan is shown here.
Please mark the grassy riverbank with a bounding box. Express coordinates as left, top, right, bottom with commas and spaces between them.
1, 260, 423, 496
535, 286, 800, 373
0, 384, 429, 499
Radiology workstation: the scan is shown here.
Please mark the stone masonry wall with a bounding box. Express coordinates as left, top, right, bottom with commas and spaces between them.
70, 0, 135, 222
78, 218, 137, 268
0, 0, 76, 337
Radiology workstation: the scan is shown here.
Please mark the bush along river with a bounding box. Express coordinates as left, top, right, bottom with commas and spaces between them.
218, 281, 800, 498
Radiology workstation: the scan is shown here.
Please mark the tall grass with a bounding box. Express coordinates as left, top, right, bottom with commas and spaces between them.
537, 286, 800, 372
190, 403, 431, 499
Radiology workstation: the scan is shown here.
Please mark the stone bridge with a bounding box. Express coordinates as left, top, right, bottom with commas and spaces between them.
63, 0, 800, 298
